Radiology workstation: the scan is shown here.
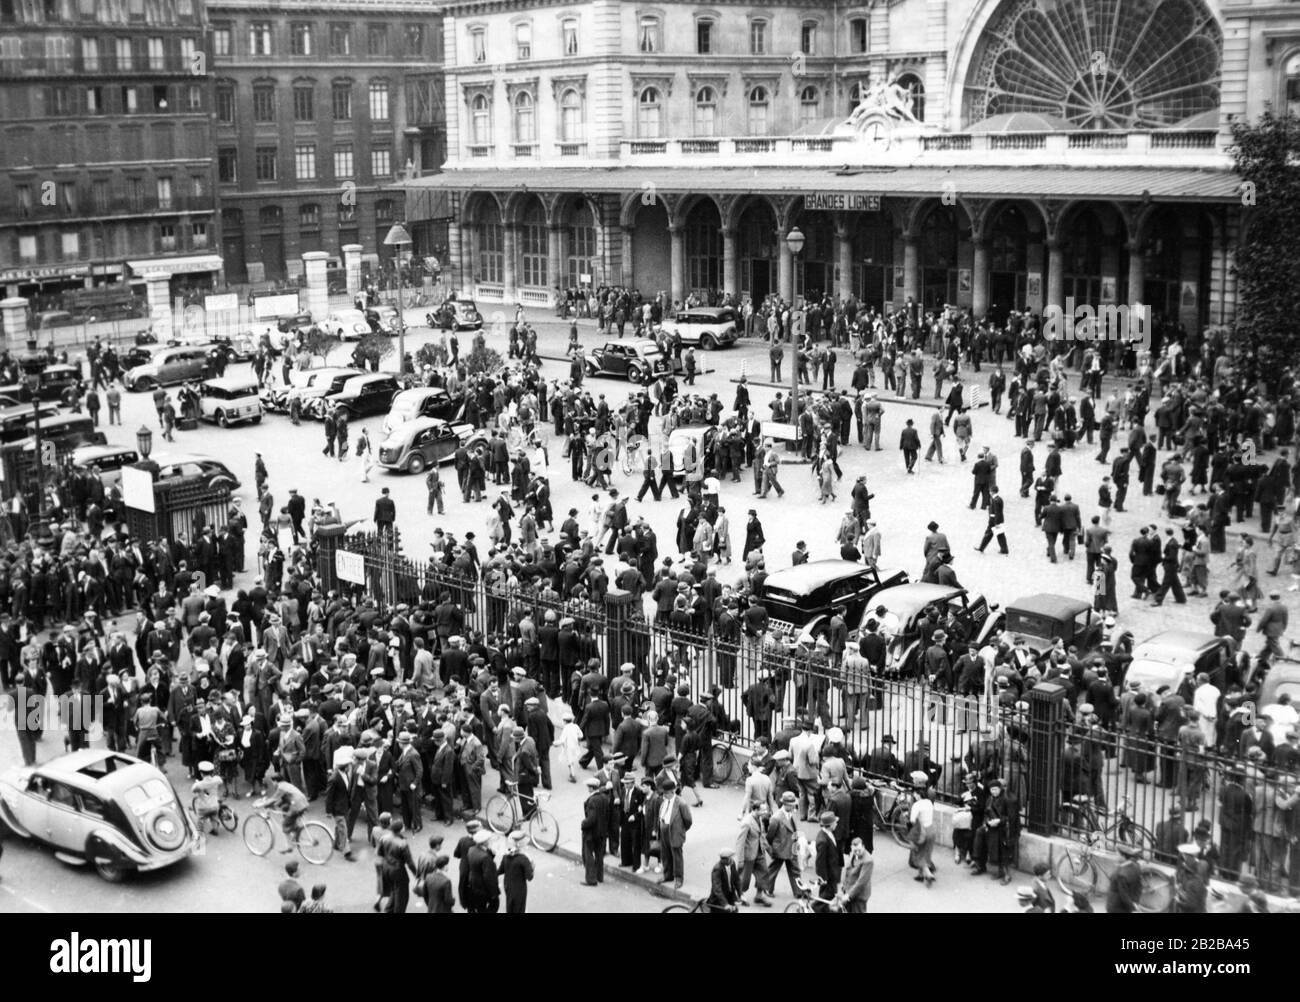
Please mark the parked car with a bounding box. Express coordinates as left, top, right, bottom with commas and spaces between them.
667, 424, 717, 481
868, 583, 1004, 678
0, 750, 197, 882
1257, 661, 1300, 747
324, 310, 373, 342
365, 305, 400, 334
12, 414, 105, 456
71, 444, 142, 490
123, 345, 211, 391
376, 417, 485, 474
262, 367, 365, 416
151, 452, 241, 491
309, 372, 400, 420
30, 364, 82, 401
382, 387, 465, 436
428, 299, 482, 331
667, 306, 738, 350
31, 309, 77, 330
759, 559, 911, 646
0, 403, 60, 443
276, 311, 313, 333
584, 340, 672, 384
1124, 630, 1227, 696
197, 376, 262, 427
1003, 594, 1105, 658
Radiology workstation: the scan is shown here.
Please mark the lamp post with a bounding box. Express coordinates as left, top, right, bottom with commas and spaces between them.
383, 222, 413, 379
786, 226, 805, 442
134, 424, 159, 480
26, 373, 48, 541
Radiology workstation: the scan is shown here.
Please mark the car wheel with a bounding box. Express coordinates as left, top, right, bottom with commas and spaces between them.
250, 415, 262, 425
701, 334, 717, 351
628, 365, 645, 384
93, 856, 128, 883
209, 475, 235, 491
406, 454, 426, 475
133, 377, 155, 392
216, 409, 229, 428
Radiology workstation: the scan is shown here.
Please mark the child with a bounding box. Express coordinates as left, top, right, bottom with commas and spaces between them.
1098, 476, 1113, 526
556, 712, 583, 782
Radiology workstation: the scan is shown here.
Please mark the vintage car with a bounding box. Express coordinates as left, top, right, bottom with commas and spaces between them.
30, 363, 82, 401
260, 367, 366, 416
197, 376, 263, 427
759, 559, 911, 646
150, 452, 242, 491
1257, 661, 1300, 746
0, 750, 197, 882
71, 444, 142, 491
382, 387, 465, 436
428, 299, 482, 331
584, 339, 672, 383
1124, 630, 1228, 696
666, 306, 739, 350
364, 305, 401, 334
276, 310, 313, 333
0, 403, 60, 443
1003, 593, 1105, 657
308, 371, 401, 420
324, 309, 373, 342
123, 345, 211, 391
868, 583, 1004, 677
376, 417, 485, 474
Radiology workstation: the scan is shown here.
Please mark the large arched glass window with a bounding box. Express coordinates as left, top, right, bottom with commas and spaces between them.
1287, 53, 1300, 117
747, 85, 769, 135
512, 90, 535, 143
799, 85, 820, 127
567, 203, 597, 288
519, 202, 547, 287
694, 86, 716, 137
475, 200, 503, 283
560, 88, 582, 142
470, 93, 491, 145
638, 86, 661, 138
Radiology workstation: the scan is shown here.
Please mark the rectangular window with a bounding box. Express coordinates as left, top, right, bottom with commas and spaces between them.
158, 223, 175, 251
638, 15, 658, 53
150, 83, 166, 110
290, 21, 311, 55
252, 85, 274, 122
155, 176, 171, 209
333, 144, 353, 178
514, 22, 530, 60
849, 18, 867, 54
16, 184, 31, 217
368, 81, 388, 120
85, 84, 102, 112
189, 174, 202, 198
299, 204, 318, 228
179, 36, 193, 70
127, 177, 143, 210
92, 179, 108, 212
48, 85, 71, 114
293, 86, 313, 121
254, 146, 276, 181
366, 23, 386, 56
216, 86, 233, 123
57, 180, 76, 212
370, 147, 390, 177
46, 33, 70, 68
191, 220, 206, 247
328, 22, 349, 56
332, 83, 351, 119
212, 22, 229, 56
696, 20, 711, 55
750, 20, 766, 55
146, 34, 162, 68
801, 21, 815, 55
185, 83, 200, 111
217, 146, 236, 182
80, 36, 98, 69
115, 35, 130, 68
248, 21, 270, 56
120, 84, 137, 112
404, 23, 423, 56
61, 231, 80, 259
294, 143, 315, 180
562, 19, 577, 56
470, 27, 484, 63
18, 235, 37, 261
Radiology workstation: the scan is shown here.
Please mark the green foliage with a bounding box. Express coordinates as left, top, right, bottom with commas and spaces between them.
299, 327, 341, 365
354, 332, 395, 367
1231, 112, 1300, 369
463, 342, 503, 377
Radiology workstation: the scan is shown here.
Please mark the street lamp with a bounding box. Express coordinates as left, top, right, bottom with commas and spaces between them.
786, 227, 806, 441
383, 222, 413, 379
135, 424, 159, 480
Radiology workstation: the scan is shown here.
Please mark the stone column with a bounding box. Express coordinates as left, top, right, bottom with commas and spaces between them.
547, 224, 564, 293
342, 244, 364, 298
0, 297, 28, 347
902, 235, 919, 304
836, 222, 853, 301
669, 223, 686, 306
971, 237, 989, 320
722, 227, 738, 299
144, 272, 173, 340
1046, 239, 1064, 316
301, 250, 330, 325
777, 238, 793, 303
502, 223, 518, 304
621, 225, 635, 288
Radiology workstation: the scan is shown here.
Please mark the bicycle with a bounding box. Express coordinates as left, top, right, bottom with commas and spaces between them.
485, 781, 559, 852
241, 802, 335, 865
661, 898, 728, 913
1052, 833, 1174, 911
710, 733, 743, 785
1058, 794, 1154, 852
785, 877, 846, 914
621, 435, 645, 478
190, 789, 238, 834
871, 780, 917, 848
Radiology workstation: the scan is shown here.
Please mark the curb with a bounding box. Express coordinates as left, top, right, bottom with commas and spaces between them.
550, 842, 696, 904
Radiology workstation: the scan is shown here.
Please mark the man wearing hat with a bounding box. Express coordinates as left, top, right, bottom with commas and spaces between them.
1105, 842, 1147, 913
814, 810, 844, 899
706, 848, 742, 912
500, 829, 535, 913
656, 775, 693, 890
580, 776, 609, 885
324, 745, 361, 860
395, 731, 424, 833
373, 487, 396, 542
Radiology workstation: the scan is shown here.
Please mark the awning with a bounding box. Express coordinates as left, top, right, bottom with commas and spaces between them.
401, 164, 1241, 203
127, 254, 224, 277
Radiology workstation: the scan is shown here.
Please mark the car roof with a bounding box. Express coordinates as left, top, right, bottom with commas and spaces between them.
763, 559, 883, 595
388, 416, 449, 436
329, 309, 366, 319
72, 444, 137, 463
394, 387, 447, 402
627, 340, 661, 352
37, 750, 159, 792
1132, 630, 1222, 662
678, 307, 730, 318
202, 377, 258, 392
151, 452, 221, 466
1007, 593, 1092, 621
871, 583, 971, 617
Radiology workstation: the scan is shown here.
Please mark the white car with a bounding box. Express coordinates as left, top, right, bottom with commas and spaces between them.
667, 306, 739, 350
324, 310, 372, 342
0, 750, 197, 882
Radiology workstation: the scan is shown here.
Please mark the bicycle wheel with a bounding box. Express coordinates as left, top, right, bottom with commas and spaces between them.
1137, 867, 1175, 913
1115, 820, 1155, 853
296, 822, 335, 865
1053, 846, 1097, 897
711, 744, 734, 785
218, 804, 238, 833
783, 899, 811, 914
242, 813, 274, 857
661, 903, 694, 913
528, 809, 559, 852
889, 805, 912, 847
486, 794, 516, 835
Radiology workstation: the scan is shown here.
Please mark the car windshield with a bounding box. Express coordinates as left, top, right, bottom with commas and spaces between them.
1004, 610, 1058, 642
122, 778, 174, 817
1126, 658, 1189, 691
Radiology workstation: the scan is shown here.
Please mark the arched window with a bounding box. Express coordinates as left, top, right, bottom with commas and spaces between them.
560, 88, 582, 142
475, 200, 503, 284
747, 86, 769, 136
470, 93, 491, 145
519, 202, 547, 287
799, 85, 820, 127
638, 86, 661, 138
512, 90, 535, 143
847, 82, 862, 117
567, 203, 596, 288
1286, 53, 1300, 117
895, 72, 924, 121
694, 86, 716, 137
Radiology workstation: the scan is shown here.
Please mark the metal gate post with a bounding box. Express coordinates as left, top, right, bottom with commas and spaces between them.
1026, 681, 1067, 835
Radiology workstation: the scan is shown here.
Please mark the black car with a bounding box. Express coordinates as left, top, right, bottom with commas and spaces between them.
313, 372, 401, 419
276, 311, 313, 333
584, 339, 672, 384
759, 560, 911, 646
32, 364, 82, 401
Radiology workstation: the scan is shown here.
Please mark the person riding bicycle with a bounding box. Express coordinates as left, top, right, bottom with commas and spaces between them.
133, 692, 165, 766
262, 773, 310, 851
191, 761, 224, 835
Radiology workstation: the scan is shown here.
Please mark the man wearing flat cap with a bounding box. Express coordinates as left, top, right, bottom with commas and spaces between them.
580, 776, 609, 885
706, 848, 742, 912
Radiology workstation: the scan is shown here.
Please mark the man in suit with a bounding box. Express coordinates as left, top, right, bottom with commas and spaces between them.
395, 731, 423, 833
706, 848, 742, 912
1150, 528, 1188, 606
1217, 770, 1253, 880
578, 693, 610, 769
1019, 441, 1035, 497
579, 776, 608, 885
656, 776, 693, 889
814, 810, 844, 899
638, 709, 669, 777
763, 791, 800, 898
286, 488, 306, 543
324, 746, 362, 860
1058, 494, 1082, 560
735, 801, 773, 906
970, 452, 994, 510
1041, 496, 1063, 563
976, 487, 1008, 554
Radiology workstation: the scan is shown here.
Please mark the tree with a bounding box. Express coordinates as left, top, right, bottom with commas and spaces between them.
299, 327, 341, 367
351, 332, 395, 372
463, 341, 503, 377
1231, 112, 1300, 374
